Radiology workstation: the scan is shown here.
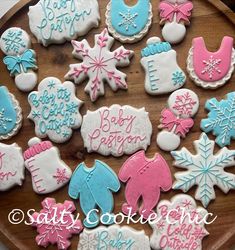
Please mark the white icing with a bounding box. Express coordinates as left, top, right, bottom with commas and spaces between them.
157, 131, 181, 151
162, 21, 186, 44
15, 72, 37, 92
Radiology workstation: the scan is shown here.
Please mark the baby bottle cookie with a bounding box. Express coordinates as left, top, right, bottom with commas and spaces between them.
24, 137, 72, 194
159, 0, 193, 44
105, 0, 152, 43
0, 27, 38, 92
157, 89, 199, 151
141, 37, 186, 95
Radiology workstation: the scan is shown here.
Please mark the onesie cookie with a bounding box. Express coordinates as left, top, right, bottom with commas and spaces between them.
0, 27, 38, 92
81, 104, 152, 157
159, 0, 193, 44
0, 86, 22, 140
0, 142, 24, 191
65, 28, 134, 102
141, 37, 186, 95
157, 88, 199, 151
28, 77, 83, 143
28, 0, 100, 46
24, 137, 72, 194
187, 36, 235, 89
105, 0, 152, 43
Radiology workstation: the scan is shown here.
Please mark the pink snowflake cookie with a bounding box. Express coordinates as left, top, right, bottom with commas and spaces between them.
31, 198, 83, 249
65, 28, 134, 102
156, 89, 199, 151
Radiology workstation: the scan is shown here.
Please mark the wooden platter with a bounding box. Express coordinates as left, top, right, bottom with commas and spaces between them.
0, 0, 234, 249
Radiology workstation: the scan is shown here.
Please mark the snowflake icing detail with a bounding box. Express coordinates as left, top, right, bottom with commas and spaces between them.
31, 198, 82, 250
53, 168, 70, 184
118, 9, 138, 31
78, 232, 99, 249
172, 71, 185, 86
172, 133, 235, 207
201, 55, 222, 79
65, 28, 133, 102
0, 108, 13, 130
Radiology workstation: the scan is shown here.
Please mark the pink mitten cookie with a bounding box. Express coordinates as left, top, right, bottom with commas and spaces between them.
31, 197, 83, 250
119, 150, 172, 219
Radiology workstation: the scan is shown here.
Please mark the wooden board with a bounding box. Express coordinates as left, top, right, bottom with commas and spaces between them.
0, 0, 235, 249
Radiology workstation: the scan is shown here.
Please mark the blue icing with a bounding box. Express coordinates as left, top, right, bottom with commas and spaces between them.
68, 160, 120, 228
111, 0, 150, 36
141, 42, 171, 57
0, 86, 17, 135
172, 71, 185, 86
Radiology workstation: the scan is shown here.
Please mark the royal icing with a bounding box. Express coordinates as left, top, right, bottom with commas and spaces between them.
65, 28, 134, 102
157, 89, 199, 151
141, 37, 186, 95
24, 137, 72, 194
159, 0, 193, 44
31, 198, 83, 249
187, 36, 235, 89
172, 133, 235, 207
28, 0, 100, 46
0, 142, 24, 191
150, 194, 209, 250
28, 77, 83, 143
119, 151, 172, 219
78, 225, 151, 250
69, 160, 120, 228
81, 105, 152, 157
105, 0, 152, 43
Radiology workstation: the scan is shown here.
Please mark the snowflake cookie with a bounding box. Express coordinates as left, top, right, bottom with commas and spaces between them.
28, 77, 83, 143
201, 92, 235, 147
187, 36, 235, 89
172, 133, 235, 207
65, 28, 134, 102
31, 198, 83, 250
150, 194, 209, 250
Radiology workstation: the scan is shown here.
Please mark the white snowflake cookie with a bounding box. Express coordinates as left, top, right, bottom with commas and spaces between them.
24, 137, 72, 194
0, 142, 24, 191
28, 77, 83, 143
150, 194, 209, 250
65, 28, 134, 102
172, 133, 235, 207
28, 0, 100, 46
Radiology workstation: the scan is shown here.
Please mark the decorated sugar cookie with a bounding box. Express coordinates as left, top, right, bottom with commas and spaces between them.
24, 137, 72, 194
150, 194, 209, 250
28, 0, 100, 46
31, 198, 83, 249
141, 37, 186, 95
172, 133, 235, 207
81, 104, 152, 157
0, 86, 22, 140
119, 151, 172, 219
0, 27, 38, 92
159, 0, 193, 44
0, 143, 24, 191
78, 225, 151, 249
28, 77, 83, 143
105, 0, 152, 43
65, 29, 134, 102
187, 36, 235, 89
156, 89, 199, 151
69, 160, 120, 228
201, 92, 235, 147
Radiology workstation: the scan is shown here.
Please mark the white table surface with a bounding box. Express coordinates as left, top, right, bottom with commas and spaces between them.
0, 0, 19, 18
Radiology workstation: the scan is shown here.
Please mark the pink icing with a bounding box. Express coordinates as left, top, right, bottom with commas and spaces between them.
24, 141, 53, 160
0, 152, 16, 181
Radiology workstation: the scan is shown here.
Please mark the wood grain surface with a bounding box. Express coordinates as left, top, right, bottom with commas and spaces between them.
0, 0, 235, 249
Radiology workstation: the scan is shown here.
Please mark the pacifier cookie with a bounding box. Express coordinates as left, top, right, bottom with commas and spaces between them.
105, 0, 152, 43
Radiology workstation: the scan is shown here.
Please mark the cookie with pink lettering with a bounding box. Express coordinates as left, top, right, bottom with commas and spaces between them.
187, 36, 235, 89
0, 142, 24, 191
80, 105, 152, 157
24, 137, 72, 194
150, 194, 209, 250
31, 197, 83, 249
65, 28, 134, 102
119, 150, 172, 219
156, 88, 199, 151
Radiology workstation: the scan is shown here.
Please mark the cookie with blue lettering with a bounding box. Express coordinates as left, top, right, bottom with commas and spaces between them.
28, 0, 100, 46
28, 77, 83, 143
105, 0, 152, 43
0, 86, 22, 140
